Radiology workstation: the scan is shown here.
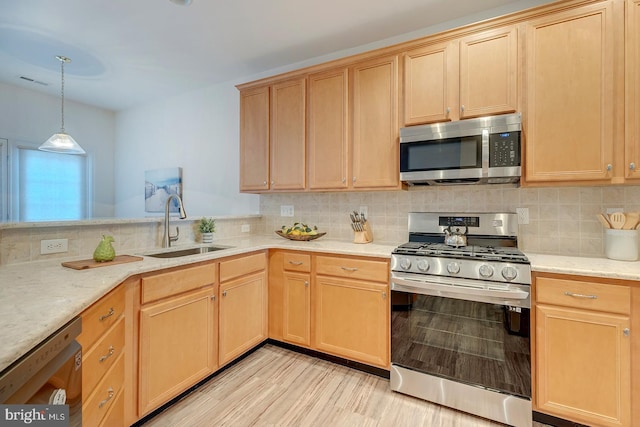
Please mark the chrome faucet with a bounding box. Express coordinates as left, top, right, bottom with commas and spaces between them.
162, 194, 187, 248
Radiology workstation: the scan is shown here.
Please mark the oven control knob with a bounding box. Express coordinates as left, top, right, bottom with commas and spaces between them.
501, 266, 518, 281
399, 258, 412, 270
479, 264, 494, 278
417, 259, 430, 272
447, 262, 460, 274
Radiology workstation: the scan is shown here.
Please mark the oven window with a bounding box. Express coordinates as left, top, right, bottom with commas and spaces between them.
400, 136, 481, 172
391, 292, 530, 398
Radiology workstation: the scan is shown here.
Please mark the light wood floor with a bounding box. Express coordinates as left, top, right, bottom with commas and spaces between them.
143, 344, 549, 427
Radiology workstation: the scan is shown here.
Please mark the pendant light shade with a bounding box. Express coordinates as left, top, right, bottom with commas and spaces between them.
39, 56, 86, 155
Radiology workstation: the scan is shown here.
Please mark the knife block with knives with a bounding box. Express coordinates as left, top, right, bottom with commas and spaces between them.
350, 211, 373, 244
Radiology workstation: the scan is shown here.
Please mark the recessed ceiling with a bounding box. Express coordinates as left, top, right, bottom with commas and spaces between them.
0, 0, 553, 112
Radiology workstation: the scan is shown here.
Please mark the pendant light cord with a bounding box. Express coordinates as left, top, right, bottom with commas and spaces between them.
60, 57, 65, 133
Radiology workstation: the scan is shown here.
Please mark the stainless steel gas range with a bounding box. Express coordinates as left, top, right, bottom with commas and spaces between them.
390, 212, 532, 427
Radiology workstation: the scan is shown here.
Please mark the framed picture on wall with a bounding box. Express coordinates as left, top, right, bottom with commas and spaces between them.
144, 167, 183, 213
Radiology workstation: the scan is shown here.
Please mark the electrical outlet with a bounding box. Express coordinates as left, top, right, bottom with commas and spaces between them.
280, 205, 294, 217
516, 208, 529, 225
359, 206, 368, 217
241, 224, 251, 233
41, 238, 68, 255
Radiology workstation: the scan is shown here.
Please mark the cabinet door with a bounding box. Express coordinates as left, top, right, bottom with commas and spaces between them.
403, 41, 457, 125
315, 276, 389, 368
282, 272, 311, 346
525, 2, 616, 182
536, 304, 630, 427
239, 86, 270, 191
308, 68, 349, 189
219, 271, 267, 366
138, 287, 216, 415
459, 26, 517, 119
270, 78, 306, 190
351, 55, 400, 189
626, 0, 640, 180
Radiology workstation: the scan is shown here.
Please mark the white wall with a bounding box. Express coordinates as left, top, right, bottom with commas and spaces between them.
0, 82, 116, 218
114, 82, 259, 218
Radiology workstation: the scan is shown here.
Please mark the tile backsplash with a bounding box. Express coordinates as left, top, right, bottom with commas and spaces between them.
2, 185, 638, 265
260, 185, 640, 258
0, 216, 262, 265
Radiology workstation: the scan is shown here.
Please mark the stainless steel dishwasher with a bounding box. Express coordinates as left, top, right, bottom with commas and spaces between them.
0, 317, 82, 426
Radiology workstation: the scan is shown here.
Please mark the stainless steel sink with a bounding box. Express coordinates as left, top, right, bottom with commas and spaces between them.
146, 245, 231, 258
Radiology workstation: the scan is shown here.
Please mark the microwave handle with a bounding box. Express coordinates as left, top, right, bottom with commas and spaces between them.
481, 129, 489, 178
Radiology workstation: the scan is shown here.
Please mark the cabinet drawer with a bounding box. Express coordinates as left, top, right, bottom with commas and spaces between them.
82, 317, 125, 401
98, 387, 124, 427
78, 285, 125, 350
142, 263, 217, 304
83, 353, 124, 427
220, 252, 267, 282
536, 276, 630, 315
283, 252, 311, 272
315, 255, 389, 283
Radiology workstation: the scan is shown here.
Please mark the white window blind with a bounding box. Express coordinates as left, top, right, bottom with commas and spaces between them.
12, 144, 87, 222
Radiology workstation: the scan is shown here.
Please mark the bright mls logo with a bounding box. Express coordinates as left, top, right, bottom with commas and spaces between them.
1, 405, 69, 426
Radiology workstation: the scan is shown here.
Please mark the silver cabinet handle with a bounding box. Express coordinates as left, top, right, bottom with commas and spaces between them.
461, 105, 465, 113
607, 164, 613, 171
98, 387, 114, 408
263, 181, 267, 186
352, 177, 356, 182
98, 345, 115, 363
342, 178, 346, 184
630, 163, 636, 171
564, 291, 597, 299
341, 267, 358, 272
382, 292, 387, 299
304, 281, 309, 287
288, 261, 304, 266
211, 295, 216, 301
271, 181, 274, 186
222, 290, 227, 297
99, 308, 115, 321
624, 328, 630, 337
446, 107, 450, 116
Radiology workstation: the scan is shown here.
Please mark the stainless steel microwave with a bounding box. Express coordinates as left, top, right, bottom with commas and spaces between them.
400, 113, 522, 185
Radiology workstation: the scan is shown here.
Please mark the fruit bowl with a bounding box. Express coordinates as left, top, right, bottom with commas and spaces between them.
275, 230, 326, 241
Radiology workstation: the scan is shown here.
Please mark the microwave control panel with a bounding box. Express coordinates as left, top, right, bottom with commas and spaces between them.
489, 131, 520, 167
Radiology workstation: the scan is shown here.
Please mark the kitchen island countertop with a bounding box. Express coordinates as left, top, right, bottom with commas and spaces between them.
2, 238, 640, 374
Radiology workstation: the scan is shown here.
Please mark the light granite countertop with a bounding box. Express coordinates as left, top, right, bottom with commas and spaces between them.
2, 237, 640, 374
0, 235, 398, 373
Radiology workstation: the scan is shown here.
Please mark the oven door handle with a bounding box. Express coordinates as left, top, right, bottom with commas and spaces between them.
391, 275, 530, 300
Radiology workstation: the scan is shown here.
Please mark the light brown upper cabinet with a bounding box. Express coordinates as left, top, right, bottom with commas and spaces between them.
239, 86, 270, 191
524, 1, 617, 183
307, 68, 350, 190
626, 0, 640, 181
270, 78, 306, 190
403, 25, 517, 126
351, 55, 400, 189
307, 56, 401, 191
239, 78, 306, 192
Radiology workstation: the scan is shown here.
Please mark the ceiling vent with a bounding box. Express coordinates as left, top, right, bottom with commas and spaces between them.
19, 76, 48, 86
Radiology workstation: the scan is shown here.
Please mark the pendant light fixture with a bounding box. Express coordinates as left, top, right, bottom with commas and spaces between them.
39, 55, 86, 155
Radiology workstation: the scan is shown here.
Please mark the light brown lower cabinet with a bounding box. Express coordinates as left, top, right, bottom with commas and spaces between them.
137, 263, 218, 417
218, 252, 268, 366
77, 283, 126, 426
534, 274, 632, 427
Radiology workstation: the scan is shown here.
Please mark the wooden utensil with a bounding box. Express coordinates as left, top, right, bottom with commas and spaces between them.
596, 213, 612, 229
608, 211, 626, 229
622, 212, 640, 230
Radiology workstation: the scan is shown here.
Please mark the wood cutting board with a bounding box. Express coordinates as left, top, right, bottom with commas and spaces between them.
62, 255, 144, 270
